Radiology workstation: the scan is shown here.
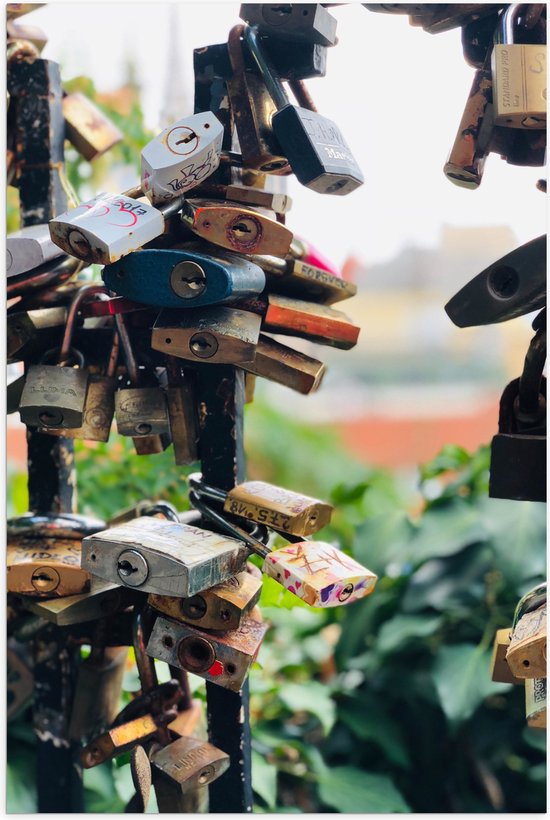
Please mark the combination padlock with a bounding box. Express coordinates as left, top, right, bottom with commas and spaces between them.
141, 111, 224, 204
506, 584, 547, 679
151, 306, 262, 365
81, 516, 250, 597
49, 191, 184, 265
239, 4, 338, 47
244, 24, 364, 195
18, 286, 90, 429
179, 198, 294, 256
148, 569, 263, 631
492, 4, 546, 129
7, 223, 64, 277
103, 245, 266, 308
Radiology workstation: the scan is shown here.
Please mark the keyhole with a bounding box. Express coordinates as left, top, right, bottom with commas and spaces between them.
487, 265, 520, 300
175, 129, 198, 146
117, 559, 137, 576
232, 221, 252, 236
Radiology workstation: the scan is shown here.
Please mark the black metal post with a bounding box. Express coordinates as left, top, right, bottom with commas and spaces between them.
9, 56, 84, 813
195, 365, 253, 813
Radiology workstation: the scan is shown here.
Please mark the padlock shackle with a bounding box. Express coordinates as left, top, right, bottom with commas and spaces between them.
228, 23, 247, 75
518, 325, 546, 417
59, 283, 107, 365
188, 472, 227, 504
141, 502, 180, 523
114, 312, 140, 385
106, 329, 120, 379
188, 489, 271, 559
495, 3, 522, 44
513, 582, 547, 628
243, 24, 289, 111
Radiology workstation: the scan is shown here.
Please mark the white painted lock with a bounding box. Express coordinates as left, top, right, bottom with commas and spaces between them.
141, 111, 224, 204
49, 192, 180, 266
7, 224, 65, 277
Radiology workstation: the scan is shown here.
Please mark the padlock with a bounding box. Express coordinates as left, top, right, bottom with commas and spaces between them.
49, 191, 184, 265
190, 472, 333, 537
490, 628, 522, 684
251, 253, 357, 304
8, 306, 66, 363
146, 614, 268, 692
506, 584, 547, 679
126, 746, 152, 813
80, 714, 162, 768
6, 18, 48, 52
151, 736, 230, 798
7, 224, 65, 276
444, 49, 495, 189
7, 638, 34, 721
189, 489, 378, 609
445, 235, 546, 327
180, 198, 293, 256
244, 24, 364, 195
141, 112, 224, 204
18, 283, 104, 429
492, 4, 546, 128
525, 677, 546, 728
68, 640, 129, 742
405, 4, 500, 35
102, 245, 266, 308
227, 25, 291, 175
7, 538, 91, 597
81, 516, 250, 597
239, 4, 337, 46
38, 298, 120, 441
7, 374, 26, 416
166, 383, 200, 466
239, 333, 326, 394
62, 92, 123, 161
148, 570, 263, 631
8, 511, 106, 540
151, 306, 261, 364
221, 183, 292, 214
240, 293, 360, 349
19, 578, 138, 626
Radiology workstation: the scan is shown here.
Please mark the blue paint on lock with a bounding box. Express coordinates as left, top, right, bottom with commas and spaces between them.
102, 247, 266, 308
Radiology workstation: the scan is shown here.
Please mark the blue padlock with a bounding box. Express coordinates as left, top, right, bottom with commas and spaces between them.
102, 245, 266, 308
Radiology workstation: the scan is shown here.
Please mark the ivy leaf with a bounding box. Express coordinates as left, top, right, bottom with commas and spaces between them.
353, 510, 415, 576
431, 643, 511, 729
339, 699, 411, 769
277, 681, 336, 736
317, 766, 410, 813
405, 500, 488, 564
252, 749, 277, 809
84, 762, 126, 812
376, 614, 443, 654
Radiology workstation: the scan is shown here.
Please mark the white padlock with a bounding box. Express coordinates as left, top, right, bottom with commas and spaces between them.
141, 111, 224, 204
7, 224, 65, 277
49, 192, 183, 266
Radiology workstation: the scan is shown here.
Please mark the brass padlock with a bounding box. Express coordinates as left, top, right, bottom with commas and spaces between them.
251, 253, 357, 304
151, 307, 261, 365
62, 92, 123, 161
190, 472, 333, 537
81, 516, 250, 597
7, 224, 64, 277
148, 570, 263, 631
525, 677, 546, 728
490, 628, 522, 684
166, 381, 200, 466
19, 578, 138, 626
492, 5, 546, 129
7, 538, 91, 597
146, 614, 269, 692
18, 285, 92, 429
506, 584, 547, 679
239, 333, 326, 394
7, 306, 67, 363
81, 714, 161, 768
150, 735, 230, 796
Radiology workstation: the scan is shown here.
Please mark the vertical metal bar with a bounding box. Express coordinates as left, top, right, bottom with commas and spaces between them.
195, 365, 253, 813
9, 56, 84, 813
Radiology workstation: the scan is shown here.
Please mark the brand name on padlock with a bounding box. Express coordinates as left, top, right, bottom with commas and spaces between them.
302, 115, 348, 150
169, 746, 212, 771
29, 384, 77, 397
533, 677, 546, 704
226, 499, 291, 529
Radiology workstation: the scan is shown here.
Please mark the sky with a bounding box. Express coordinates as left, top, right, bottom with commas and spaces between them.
13, 2, 547, 270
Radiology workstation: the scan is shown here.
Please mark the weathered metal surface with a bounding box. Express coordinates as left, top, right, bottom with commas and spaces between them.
239, 333, 326, 394
19, 580, 138, 626
254, 254, 357, 304
7, 224, 64, 277
506, 604, 547, 679
80, 715, 160, 768
490, 628, 521, 685
525, 677, 547, 728
151, 735, 230, 792
62, 92, 123, 161
7, 538, 91, 597
82, 517, 250, 597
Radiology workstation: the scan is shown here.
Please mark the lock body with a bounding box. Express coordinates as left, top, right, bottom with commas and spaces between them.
8, 306, 66, 363
39, 372, 116, 441
180, 199, 293, 256
20, 580, 137, 626
7, 537, 91, 597
148, 570, 263, 631
489, 434, 546, 501
492, 44, 546, 128
7, 224, 64, 276
115, 386, 170, 438
49, 193, 165, 265
256, 255, 357, 304
525, 677, 547, 728
81, 714, 160, 768
81, 517, 250, 597
263, 541, 377, 607
141, 111, 224, 204
103, 247, 266, 308
62, 92, 123, 160
151, 736, 230, 794
166, 384, 199, 465
507, 602, 547, 679
152, 307, 261, 364
491, 628, 522, 684
240, 334, 325, 394
146, 614, 269, 691
224, 480, 333, 536
19, 363, 89, 429
239, 4, 337, 46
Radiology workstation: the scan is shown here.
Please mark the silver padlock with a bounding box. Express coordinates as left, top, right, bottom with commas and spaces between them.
7, 224, 64, 277
141, 111, 224, 204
